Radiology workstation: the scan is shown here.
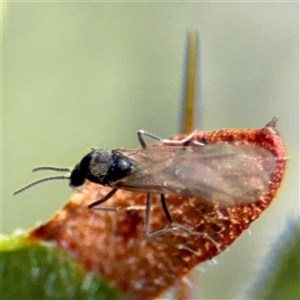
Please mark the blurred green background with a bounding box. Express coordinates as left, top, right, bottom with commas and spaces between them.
2, 2, 299, 299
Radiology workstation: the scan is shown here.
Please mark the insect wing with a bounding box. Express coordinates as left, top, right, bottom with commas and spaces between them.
115, 143, 276, 206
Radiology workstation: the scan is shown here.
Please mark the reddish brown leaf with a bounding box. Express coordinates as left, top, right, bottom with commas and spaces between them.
30, 119, 286, 300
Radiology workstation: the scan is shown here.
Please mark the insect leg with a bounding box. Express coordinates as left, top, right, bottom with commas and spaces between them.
145, 193, 152, 236
160, 194, 173, 224
88, 188, 118, 209
145, 194, 221, 250
145, 193, 172, 238
144, 193, 175, 237
137, 130, 162, 148
161, 130, 205, 146
137, 129, 204, 148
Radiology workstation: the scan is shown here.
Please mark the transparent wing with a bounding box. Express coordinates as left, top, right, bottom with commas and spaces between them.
113, 143, 276, 206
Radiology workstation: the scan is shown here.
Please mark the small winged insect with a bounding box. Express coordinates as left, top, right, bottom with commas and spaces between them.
14, 129, 276, 236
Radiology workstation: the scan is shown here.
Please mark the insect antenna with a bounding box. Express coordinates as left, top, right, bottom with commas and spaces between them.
33, 166, 71, 172
13, 166, 72, 195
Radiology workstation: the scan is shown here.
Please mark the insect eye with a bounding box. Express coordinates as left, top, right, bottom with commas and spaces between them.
111, 154, 132, 180
69, 164, 86, 187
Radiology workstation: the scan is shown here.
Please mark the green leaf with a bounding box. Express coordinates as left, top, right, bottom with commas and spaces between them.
249, 222, 300, 300
1, 232, 126, 300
